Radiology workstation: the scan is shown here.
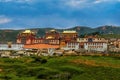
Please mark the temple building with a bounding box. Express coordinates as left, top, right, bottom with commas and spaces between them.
61, 42, 79, 50
45, 30, 60, 40
60, 30, 79, 50
15, 29, 111, 53
17, 30, 36, 44
77, 36, 108, 52
44, 30, 60, 45
61, 30, 78, 42
17, 29, 60, 45
33, 30, 60, 45
108, 39, 120, 52
16, 29, 61, 56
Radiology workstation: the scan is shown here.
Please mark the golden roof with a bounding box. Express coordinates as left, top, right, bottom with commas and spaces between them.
22, 30, 34, 34
7, 42, 12, 44
46, 36, 53, 39
50, 29, 55, 32
62, 30, 77, 33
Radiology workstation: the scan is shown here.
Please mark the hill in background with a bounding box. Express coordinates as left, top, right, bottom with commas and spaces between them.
0, 25, 120, 43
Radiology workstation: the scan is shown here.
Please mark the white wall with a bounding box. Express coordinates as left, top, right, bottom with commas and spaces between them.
62, 42, 79, 50
84, 43, 107, 52
0, 44, 24, 50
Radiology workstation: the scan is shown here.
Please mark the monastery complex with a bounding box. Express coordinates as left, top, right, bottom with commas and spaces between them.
16, 29, 108, 54
0, 29, 120, 57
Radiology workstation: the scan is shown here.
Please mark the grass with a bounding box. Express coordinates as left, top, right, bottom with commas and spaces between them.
0, 55, 120, 80
100, 34, 120, 38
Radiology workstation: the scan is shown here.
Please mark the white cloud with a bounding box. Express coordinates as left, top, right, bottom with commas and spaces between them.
93, 0, 104, 4
0, 15, 12, 24
65, 0, 86, 7
64, 0, 120, 8
93, 0, 116, 4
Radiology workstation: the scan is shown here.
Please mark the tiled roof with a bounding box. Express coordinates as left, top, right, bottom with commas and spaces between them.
24, 44, 59, 49
22, 30, 35, 34
63, 30, 77, 33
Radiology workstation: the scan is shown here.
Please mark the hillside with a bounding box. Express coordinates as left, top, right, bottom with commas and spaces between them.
0, 56, 120, 80
0, 25, 120, 43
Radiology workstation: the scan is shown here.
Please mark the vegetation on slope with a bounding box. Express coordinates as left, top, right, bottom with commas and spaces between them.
0, 55, 120, 80
0, 25, 120, 43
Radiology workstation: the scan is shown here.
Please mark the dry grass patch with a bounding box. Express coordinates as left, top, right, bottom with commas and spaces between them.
0, 68, 2, 72
71, 59, 97, 66
71, 59, 120, 68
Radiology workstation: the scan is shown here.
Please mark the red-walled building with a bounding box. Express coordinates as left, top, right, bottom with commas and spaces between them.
61, 30, 78, 42
17, 29, 60, 45
17, 30, 36, 44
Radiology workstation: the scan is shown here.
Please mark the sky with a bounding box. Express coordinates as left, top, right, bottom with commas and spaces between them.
0, 0, 120, 29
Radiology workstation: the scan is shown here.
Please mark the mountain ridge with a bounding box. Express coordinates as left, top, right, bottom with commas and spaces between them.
0, 25, 120, 43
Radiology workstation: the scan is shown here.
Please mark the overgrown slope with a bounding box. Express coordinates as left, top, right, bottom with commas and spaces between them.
0, 25, 120, 43
0, 55, 120, 80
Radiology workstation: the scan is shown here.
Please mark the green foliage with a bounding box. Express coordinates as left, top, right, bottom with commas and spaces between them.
1, 26, 120, 43
59, 66, 83, 74
31, 56, 47, 64
100, 34, 120, 39
0, 56, 120, 80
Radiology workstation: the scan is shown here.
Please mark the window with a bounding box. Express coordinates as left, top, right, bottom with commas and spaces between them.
88, 38, 93, 42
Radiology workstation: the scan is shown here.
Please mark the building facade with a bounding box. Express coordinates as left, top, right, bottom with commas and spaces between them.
77, 36, 108, 52
61, 31, 78, 41
61, 42, 79, 50
108, 39, 120, 52
17, 30, 36, 44
0, 44, 24, 50
60, 30, 78, 48
84, 42, 107, 52
17, 30, 60, 45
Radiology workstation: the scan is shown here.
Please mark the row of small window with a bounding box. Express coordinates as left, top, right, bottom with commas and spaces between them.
50, 40, 59, 42
85, 43, 104, 45
88, 46, 103, 48
67, 46, 76, 48
49, 42, 59, 44
34, 40, 43, 43
67, 43, 79, 45
0, 45, 23, 47
79, 38, 103, 40
62, 35, 77, 37
34, 40, 59, 44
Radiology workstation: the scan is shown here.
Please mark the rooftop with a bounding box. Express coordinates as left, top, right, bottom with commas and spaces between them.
24, 44, 59, 49
62, 30, 77, 33
46, 36, 54, 39
50, 29, 56, 32
22, 30, 35, 34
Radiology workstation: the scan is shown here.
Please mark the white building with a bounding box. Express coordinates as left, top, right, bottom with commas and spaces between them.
61, 42, 79, 50
84, 42, 107, 52
0, 44, 24, 50
77, 37, 108, 43
77, 37, 108, 52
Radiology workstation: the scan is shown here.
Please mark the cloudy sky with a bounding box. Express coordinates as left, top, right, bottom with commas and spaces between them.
0, 0, 120, 29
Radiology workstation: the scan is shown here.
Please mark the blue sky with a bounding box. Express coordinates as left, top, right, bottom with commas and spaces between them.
0, 0, 120, 29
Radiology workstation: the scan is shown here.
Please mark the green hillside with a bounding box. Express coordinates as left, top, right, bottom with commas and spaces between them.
0, 25, 120, 43
0, 30, 20, 43
0, 55, 120, 80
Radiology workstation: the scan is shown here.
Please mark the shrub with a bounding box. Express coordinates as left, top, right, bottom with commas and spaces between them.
59, 66, 84, 75
31, 56, 47, 64
36, 67, 60, 79
41, 59, 47, 64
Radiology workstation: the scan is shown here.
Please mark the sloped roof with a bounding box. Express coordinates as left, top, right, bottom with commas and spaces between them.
62, 30, 77, 33
24, 44, 59, 49
22, 30, 35, 34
